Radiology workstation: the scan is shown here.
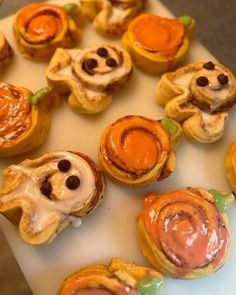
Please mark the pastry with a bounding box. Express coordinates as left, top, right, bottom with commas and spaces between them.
98, 115, 182, 186
79, 0, 147, 37
156, 61, 236, 143
0, 81, 59, 158
0, 31, 14, 75
122, 13, 195, 74
46, 45, 132, 114
225, 140, 236, 194
0, 151, 105, 245
57, 257, 163, 295
13, 2, 82, 61
137, 187, 234, 279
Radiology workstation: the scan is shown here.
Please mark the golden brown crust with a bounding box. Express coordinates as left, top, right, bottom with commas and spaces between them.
225, 140, 236, 194
0, 31, 13, 75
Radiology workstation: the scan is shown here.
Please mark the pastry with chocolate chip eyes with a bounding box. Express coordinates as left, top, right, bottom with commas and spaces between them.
137, 187, 234, 279
99, 115, 182, 187
0, 151, 105, 245
13, 2, 82, 61
156, 61, 236, 143
58, 257, 164, 295
79, 0, 147, 37
46, 45, 132, 114
0, 31, 14, 75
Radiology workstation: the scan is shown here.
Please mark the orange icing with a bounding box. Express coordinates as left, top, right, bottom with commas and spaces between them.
130, 14, 184, 59
139, 191, 229, 276
0, 81, 31, 147
105, 116, 170, 175
68, 288, 113, 295
16, 3, 67, 44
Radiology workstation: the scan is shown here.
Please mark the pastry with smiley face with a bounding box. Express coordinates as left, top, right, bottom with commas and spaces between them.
79, 0, 147, 37
0, 31, 14, 75
46, 44, 132, 114
0, 81, 59, 158
99, 115, 182, 186
57, 257, 164, 295
137, 187, 234, 279
122, 13, 195, 75
156, 61, 236, 143
13, 2, 82, 61
0, 151, 105, 245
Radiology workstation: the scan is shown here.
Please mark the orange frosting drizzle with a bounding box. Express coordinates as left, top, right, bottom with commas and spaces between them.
105, 116, 170, 175
139, 191, 229, 276
131, 14, 184, 59
0, 81, 31, 147
16, 3, 67, 44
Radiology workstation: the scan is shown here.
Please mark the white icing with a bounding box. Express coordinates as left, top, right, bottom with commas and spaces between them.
174, 72, 193, 87
108, 6, 130, 24
1, 152, 96, 233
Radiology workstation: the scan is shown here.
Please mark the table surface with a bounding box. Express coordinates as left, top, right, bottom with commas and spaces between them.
0, 0, 236, 294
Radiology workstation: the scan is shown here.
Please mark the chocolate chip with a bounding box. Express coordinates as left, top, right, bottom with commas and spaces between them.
40, 181, 52, 197
218, 74, 229, 85
66, 175, 80, 190
196, 76, 209, 87
97, 47, 108, 57
85, 58, 98, 70
58, 159, 71, 172
203, 61, 215, 70
106, 58, 117, 67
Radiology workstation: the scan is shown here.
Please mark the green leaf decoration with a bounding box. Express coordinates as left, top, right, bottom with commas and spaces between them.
208, 189, 232, 213
136, 275, 163, 295
64, 3, 77, 17
161, 118, 177, 137
178, 15, 193, 27
27, 87, 51, 105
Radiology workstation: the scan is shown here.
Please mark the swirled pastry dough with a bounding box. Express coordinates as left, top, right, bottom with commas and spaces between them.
13, 2, 82, 61
0, 31, 13, 75
156, 61, 236, 143
122, 14, 194, 74
79, 0, 147, 36
58, 257, 163, 295
99, 115, 182, 186
0, 151, 105, 245
0, 81, 58, 158
137, 187, 234, 279
46, 45, 132, 114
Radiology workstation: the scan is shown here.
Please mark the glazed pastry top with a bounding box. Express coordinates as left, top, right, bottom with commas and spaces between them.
0, 152, 98, 233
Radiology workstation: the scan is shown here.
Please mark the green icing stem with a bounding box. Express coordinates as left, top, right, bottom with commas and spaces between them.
136, 275, 163, 295
161, 118, 177, 137
27, 87, 50, 105
208, 189, 231, 213
64, 3, 77, 17
178, 15, 192, 27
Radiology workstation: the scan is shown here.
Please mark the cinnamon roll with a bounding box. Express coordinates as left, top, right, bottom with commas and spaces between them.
0, 151, 105, 245
79, 0, 147, 36
13, 2, 82, 61
57, 257, 163, 295
99, 115, 182, 186
0, 31, 14, 75
0, 81, 58, 158
225, 140, 236, 194
137, 187, 234, 279
46, 45, 132, 114
122, 14, 195, 74
156, 61, 236, 143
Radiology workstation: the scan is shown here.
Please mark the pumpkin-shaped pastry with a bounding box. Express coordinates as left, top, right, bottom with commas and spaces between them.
0, 151, 105, 245
13, 2, 82, 61
225, 140, 236, 194
0, 81, 58, 158
99, 115, 182, 186
46, 45, 132, 114
0, 31, 14, 75
57, 257, 163, 295
122, 14, 194, 74
79, 0, 147, 36
156, 61, 236, 143
137, 187, 234, 279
